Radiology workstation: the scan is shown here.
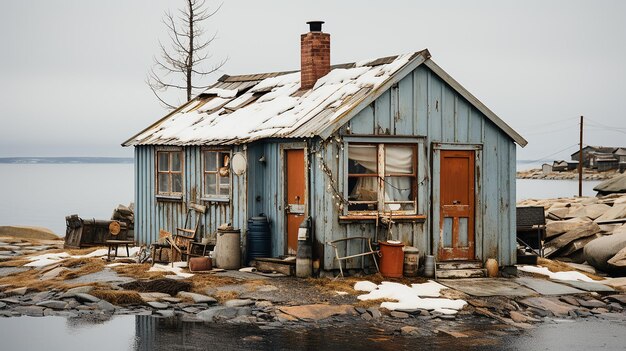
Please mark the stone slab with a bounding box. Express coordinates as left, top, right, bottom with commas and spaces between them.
515, 277, 585, 295
438, 278, 537, 297
0, 267, 28, 277
519, 297, 577, 317
278, 304, 356, 321
66, 269, 135, 284
553, 279, 616, 293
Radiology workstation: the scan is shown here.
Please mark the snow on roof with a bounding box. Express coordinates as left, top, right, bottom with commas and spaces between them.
125, 52, 424, 146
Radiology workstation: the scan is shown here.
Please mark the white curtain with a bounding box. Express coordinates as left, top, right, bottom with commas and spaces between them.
348, 145, 413, 210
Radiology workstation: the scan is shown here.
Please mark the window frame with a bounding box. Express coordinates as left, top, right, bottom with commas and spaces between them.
201, 149, 232, 202
345, 142, 418, 216
155, 149, 184, 199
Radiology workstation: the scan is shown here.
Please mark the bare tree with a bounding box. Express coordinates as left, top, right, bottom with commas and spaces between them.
147, 0, 227, 108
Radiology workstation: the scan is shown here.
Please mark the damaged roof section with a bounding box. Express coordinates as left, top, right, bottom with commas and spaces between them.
124, 52, 427, 146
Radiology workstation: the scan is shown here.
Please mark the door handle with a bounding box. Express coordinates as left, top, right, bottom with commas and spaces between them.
295, 195, 301, 204
452, 200, 461, 205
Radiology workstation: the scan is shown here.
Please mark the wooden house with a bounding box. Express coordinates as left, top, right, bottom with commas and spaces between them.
123, 22, 527, 271
541, 163, 553, 174
552, 160, 568, 172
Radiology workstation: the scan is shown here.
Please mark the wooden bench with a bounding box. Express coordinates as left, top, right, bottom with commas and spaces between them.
326, 236, 380, 277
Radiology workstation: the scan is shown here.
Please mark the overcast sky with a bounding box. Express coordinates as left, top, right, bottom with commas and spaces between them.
1, 0, 625, 161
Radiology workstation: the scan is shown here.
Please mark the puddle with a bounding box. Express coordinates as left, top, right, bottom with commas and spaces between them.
0, 315, 623, 350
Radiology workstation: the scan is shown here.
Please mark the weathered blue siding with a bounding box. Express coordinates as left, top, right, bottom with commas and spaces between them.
134, 145, 247, 246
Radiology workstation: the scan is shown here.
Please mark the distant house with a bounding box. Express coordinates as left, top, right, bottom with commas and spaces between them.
594, 153, 619, 172
123, 22, 527, 271
552, 160, 568, 172
541, 163, 553, 174
571, 146, 616, 168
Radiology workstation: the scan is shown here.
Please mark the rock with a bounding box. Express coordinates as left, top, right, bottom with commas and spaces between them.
39, 267, 69, 281
584, 231, 626, 272
161, 297, 182, 303
74, 293, 100, 303
146, 301, 169, 309
546, 218, 591, 238
13, 305, 45, 317
361, 312, 372, 321
256, 285, 279, 292
509, 311, 540, 323
60, 286, 94, 298
36, 300, 68, 309
569, 204, 611, 220
197, 307, 239, 322
278, 304, 356, 321
605, 294, 626, 305
400, 326, 423, 336
6, 287, 27, 296
96, 300, 116, 312
224, 299, 254, 307
30, 291, 52, 303
228, 315, 253, 324
156, 310, 175, 318
0, 302, 5, 309
543, 222, 601, 256
177, 292, 217, 304
547, 207, 570, 220
390, 311, 409, 319
577, 299, 605, 309
560, 296, 580, 306
255, 301, 273, 308
437, 329, 468, 338
595, 204, 626, 222
276, 312, 298, 323
590, 307, 609, 314
519, 297, 576, 317
138, 292, 171, 302
608, 246, 626, 269
367, 307, 381, 319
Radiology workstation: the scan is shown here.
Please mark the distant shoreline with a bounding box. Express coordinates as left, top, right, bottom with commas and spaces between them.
0, 157, 133, 164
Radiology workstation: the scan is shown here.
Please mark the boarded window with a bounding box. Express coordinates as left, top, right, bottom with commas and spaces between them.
156, 150, 184, 195
347, 143, 417, 214
203, 150, 231, 198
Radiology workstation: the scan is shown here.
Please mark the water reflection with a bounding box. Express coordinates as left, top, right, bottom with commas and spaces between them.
1, 315, 624, 351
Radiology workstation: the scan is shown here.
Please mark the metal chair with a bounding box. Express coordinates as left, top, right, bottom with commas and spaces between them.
326, 236, 380, 277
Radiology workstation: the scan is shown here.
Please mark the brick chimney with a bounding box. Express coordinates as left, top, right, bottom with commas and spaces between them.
300, 21, 330, 90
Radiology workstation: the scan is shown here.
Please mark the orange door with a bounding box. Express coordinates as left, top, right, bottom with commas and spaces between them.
438, 150, 475, 261
285, 149, 306, 255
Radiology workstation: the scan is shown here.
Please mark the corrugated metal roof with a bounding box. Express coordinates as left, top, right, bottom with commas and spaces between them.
123, 49, 527, 147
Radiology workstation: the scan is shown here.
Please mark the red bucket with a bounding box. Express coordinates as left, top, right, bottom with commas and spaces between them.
378, 241, 404, 278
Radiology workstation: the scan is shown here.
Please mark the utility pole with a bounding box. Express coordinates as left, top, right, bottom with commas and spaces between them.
578, 115, 584, 197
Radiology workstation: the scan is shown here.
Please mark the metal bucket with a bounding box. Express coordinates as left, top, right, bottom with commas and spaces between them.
215, 229, 241, 270
378, 241, 405, 278
424, 255, 435, 278
403, 247, 419, 277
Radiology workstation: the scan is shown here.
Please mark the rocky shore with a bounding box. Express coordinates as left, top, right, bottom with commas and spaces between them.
516, 168, 617, 180
1, 235, 626, 336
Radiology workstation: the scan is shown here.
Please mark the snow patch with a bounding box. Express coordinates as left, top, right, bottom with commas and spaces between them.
204, 88, 238, 98
357, 280, 466, 314
149, 262, 194, 278
518, 265, 594, 282
354, 281, 378, 292
24, 252, 70, 267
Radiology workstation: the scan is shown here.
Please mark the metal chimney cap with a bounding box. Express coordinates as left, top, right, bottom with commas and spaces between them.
306, 21, 325, 32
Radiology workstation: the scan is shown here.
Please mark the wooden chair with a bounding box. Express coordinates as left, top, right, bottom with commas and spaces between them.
174, 203, 206, 260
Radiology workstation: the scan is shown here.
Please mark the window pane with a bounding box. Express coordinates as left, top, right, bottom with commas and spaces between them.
219, 174, 230, 195
158, 152, 169, 172
384, 176, 413, 201
348, 145, 377, 174
171, 152, 182, 172
205, 174, 217, 195
385, 146, 414, 174
205, 152, 217, 171
172, 173, 183, 193
348, 176, 378, 202
158, 173, 169, 193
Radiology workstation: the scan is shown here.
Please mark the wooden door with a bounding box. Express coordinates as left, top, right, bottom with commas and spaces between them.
285, 149, 306, 255
438, 150, 475, 261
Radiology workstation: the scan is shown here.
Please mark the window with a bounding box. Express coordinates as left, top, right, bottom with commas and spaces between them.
347, 143, 417, 214
157, 150, 183, 196
203, 150, 231, 198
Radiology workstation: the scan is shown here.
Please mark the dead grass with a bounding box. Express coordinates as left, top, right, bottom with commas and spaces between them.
0, 267, 103, 292
57, 258, 106, 280
0, 258, 31, 267
91, 289, 143, 305
308, 273, 428, 296
190, 274, 241, 294
120, 279, 191, 295
537, 257, 604, 281
112, 264, 167, 280
213, 290, 239, 303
